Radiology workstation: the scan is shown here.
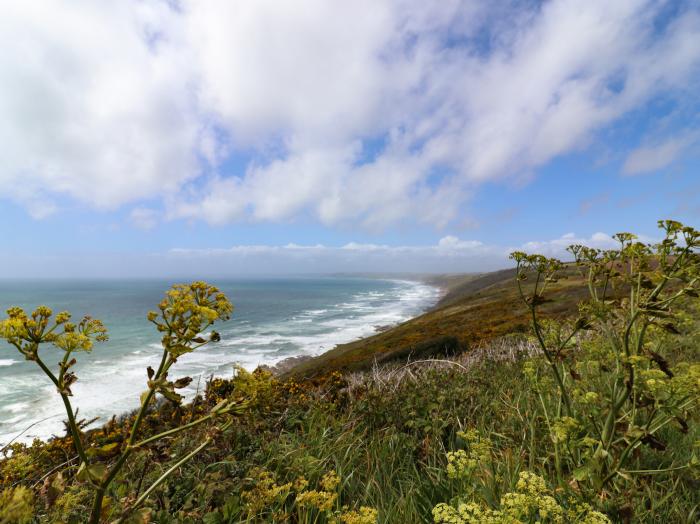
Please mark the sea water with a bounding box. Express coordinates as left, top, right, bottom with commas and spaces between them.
0, 277, 439, 445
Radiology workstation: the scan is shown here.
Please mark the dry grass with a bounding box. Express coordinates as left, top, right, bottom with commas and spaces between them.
344, 336, 540, 394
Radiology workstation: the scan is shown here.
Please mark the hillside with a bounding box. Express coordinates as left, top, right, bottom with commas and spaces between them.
286, 265, 589, 377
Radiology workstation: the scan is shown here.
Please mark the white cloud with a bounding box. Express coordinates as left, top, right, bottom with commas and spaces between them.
1, 1, 699, 227
166, 235, 504, 274
623, 134, 697, 175
0, 228, 660, 277
162, 231, 629, 275
0, 1, 203, 213
129, 207, 159, 230
520, 232, 618, 257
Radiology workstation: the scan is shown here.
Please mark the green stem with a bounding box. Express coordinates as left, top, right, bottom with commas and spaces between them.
531, 306, 572, 415
133, 412, 215, 448
34, 355, 88, 465
620, 464, 689, 475
129, 350, 171, 446
88, 349, 172, 524
117, 434, 217, 523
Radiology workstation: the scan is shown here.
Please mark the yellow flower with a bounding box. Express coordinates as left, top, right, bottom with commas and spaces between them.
241, 467, 292, 514
55, 311, 71, 324
336, 506, 378, 524
550, 417, 580, 444
320, 471, 341, 491
296, 489, 337, 512
515, 471, 548, 496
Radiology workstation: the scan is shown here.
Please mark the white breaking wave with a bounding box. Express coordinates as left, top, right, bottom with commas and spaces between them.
0, 279, 439, 445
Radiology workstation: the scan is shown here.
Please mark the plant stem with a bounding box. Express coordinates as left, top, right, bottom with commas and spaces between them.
133, 412, 215, 448
88, 350, 172, 524
116, 422, 227, 524
34, 355, 88, 465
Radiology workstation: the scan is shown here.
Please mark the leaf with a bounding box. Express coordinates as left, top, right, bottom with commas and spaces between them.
40, 471, 65, 508
574, 317, 593, 330
645, 308, 672, 318
140, 390, 151, 407
157, 380, 184, 404
649, 351, 674, 378
173, 376, 193, 389
527, 295, 551, 306
168, 344, 192, 357
573, 464, 592, 481
639, 276, 655, 289
625, 425, 646, 439
147, 366, 155, 380
99, 442, 119, 454
660, 322, 680, 335
675, 416, 689, 434
641, 433, 666, 451
76, 462, 107, 483
120, 507, 152, 524
192, 336, 206, 344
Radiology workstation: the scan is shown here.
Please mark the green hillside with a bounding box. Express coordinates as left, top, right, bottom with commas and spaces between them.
286, 265, 589, 378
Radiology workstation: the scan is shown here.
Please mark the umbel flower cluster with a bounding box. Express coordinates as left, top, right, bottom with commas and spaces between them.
445, 430, 492, 480
435, 429, 609, 523
0, 281, 243, 524
240, 467, 377, 523
433, 471, 610, 524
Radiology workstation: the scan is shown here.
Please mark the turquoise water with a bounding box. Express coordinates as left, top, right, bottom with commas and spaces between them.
0, 277, 439, 445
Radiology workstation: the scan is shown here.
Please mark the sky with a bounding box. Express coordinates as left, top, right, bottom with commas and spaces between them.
0, 0, 699, 277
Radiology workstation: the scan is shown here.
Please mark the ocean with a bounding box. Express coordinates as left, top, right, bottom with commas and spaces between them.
0, 277, 439, 446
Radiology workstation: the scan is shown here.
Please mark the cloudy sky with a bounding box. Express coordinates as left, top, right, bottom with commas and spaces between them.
1, 0, 699, 277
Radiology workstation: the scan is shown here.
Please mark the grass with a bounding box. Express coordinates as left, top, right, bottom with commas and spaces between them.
286, 266, 591, 378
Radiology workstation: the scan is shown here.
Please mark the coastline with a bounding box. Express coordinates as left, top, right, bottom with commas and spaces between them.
1, 276, 442, 446
258, 276, 448, 376
281, 270, 518, 378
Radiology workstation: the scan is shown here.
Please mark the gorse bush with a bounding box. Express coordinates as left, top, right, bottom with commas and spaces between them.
0, 282, 245, 524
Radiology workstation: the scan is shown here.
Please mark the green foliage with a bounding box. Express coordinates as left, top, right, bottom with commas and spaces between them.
501, 221, 699, 518
0, 487, 34, 524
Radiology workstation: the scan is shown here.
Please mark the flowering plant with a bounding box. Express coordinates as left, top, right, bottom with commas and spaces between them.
510, 220, 700, 497
0, 281, 245, 524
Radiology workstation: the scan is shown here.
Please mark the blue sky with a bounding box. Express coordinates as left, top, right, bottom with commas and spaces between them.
1, 1, 699, 277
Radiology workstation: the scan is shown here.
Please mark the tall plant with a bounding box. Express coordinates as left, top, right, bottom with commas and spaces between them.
0, 281, 246, 523
510, 220, 700, 498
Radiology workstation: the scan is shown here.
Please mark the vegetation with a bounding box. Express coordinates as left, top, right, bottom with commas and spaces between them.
0, 282, 243, 523
285, 266, 591, 378
1, 220, 699, 523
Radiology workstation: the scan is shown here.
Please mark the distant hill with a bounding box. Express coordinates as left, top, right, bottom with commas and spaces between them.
285, 265, 589, 378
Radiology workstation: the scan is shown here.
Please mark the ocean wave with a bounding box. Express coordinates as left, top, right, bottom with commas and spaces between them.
0, 278, 440, 446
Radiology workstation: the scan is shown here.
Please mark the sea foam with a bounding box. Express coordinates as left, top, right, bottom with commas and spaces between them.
0, 278, 439, 446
